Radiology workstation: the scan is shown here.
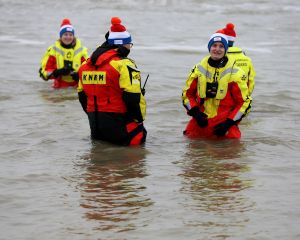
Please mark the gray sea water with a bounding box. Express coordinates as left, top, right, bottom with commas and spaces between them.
1, 0, 300, 239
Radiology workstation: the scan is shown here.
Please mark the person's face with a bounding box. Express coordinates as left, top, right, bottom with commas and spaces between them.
61, 32, 74, 45
210, 42, 225, 60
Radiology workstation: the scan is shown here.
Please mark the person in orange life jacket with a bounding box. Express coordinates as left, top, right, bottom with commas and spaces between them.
77, 17, 147, 146
39, 18, 88, 89
182, 32, 252, 138
216, 23, 256, 95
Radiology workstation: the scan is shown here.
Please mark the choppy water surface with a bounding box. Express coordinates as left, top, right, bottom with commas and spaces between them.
1, 0, 300, 239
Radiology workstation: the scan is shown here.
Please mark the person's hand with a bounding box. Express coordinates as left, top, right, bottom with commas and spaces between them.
194, 111, 208, 128
39, 68, 48, 81
213, 119, 236, 137
189, 107, 208, 128
141, 88, 145, 96
52, 68, 71, 78
71, 72, 79, 82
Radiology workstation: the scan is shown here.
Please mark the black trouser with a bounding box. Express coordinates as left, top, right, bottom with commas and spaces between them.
87, 112, 146, 145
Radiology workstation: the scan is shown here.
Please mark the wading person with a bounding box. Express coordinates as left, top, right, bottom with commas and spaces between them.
39, 18, 88, 89
77, 17, 147, 145
182, 32, 252, 139
216, 23, 256, 95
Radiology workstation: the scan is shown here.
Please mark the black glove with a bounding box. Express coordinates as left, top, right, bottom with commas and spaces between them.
188, 107, 208, 128
141, 88, 145, 96
38, 67, 47, 81
52, 68, 71, 78
213, 118, 236, 137
78, 91, 87, 114
71, 72, 79, 82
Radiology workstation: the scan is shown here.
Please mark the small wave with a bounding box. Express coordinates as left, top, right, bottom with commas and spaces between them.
0, 35, 44, 45
136, 45, 271, 54
283, 5, 300, 12
244, 47, 272, 53
0, 95, 12, 102
136, 45, 207, 54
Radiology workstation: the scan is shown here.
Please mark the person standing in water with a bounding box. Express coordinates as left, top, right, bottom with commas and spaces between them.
77, 17, 147, 145
182, 32, 252, 139
39, 18, 88, 89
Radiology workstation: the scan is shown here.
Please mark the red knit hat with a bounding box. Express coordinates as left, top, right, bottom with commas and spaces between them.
59, 18, 75, 38
216, 23, 236, 46
223, 23, 236, 41
108, 17, 132, 45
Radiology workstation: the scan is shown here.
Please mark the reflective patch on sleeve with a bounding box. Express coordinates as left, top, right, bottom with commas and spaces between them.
82, 71, 106, 84
233, 111, 244, 121
132, 71, 141, 84
185, 102, 191, 111
133, 79, 140, 84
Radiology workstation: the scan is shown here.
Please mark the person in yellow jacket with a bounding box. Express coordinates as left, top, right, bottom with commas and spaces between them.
77, 17, 147, 145
182, 33, 252, 139
39, 18, 88, 89
216, 23, 256, 95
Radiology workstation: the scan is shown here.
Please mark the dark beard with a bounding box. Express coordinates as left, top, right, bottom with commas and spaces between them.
117, 45, 130, 58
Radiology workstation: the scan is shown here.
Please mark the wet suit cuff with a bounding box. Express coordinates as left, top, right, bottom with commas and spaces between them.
123, 91, 143, 123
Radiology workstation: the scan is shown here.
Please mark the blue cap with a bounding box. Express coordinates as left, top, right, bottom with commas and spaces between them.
207, 33, 228, 53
